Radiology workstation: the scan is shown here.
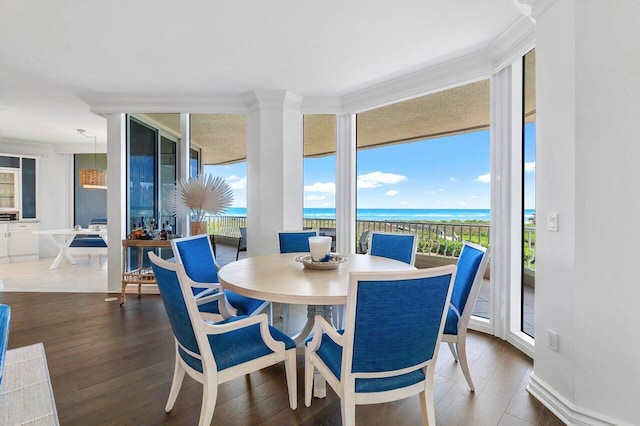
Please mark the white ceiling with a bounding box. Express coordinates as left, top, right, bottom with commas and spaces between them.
0, 0, 524, 147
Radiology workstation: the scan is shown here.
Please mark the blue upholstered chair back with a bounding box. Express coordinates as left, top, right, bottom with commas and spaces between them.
173, 235, 219, 284
369, 232, 416, 265
239, 227, 247, 251
351, 273, 453, 373
150, 260, 200, 358
450, 243, 486, 317
278, 231, 317, 253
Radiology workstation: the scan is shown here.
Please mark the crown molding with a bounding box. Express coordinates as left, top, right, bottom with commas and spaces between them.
245, 90, 303, 113
78, 93, 249, 115
529, 0, 558, 19
489, 15, 536, 72
300, 96, 344, 115
341, 48, 495, 114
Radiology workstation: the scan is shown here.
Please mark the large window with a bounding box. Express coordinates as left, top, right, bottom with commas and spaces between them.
127, 116, 178, 265
355, 81, 491, 321
160, 136, 177, 231
128, 119, 157, 233
190, 148, 200, 178
303, 115, 336, 226
522, 49, 536, 338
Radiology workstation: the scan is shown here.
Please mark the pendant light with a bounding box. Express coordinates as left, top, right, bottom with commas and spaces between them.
77, 129, 107, 189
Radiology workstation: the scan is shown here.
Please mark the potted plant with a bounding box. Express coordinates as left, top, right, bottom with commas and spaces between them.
174, 174, 234, 235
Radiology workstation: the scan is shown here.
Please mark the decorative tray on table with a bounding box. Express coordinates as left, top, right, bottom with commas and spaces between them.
294, 253, 348, 270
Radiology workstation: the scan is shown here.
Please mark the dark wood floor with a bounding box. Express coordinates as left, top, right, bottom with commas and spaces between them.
0, 291, 563, 425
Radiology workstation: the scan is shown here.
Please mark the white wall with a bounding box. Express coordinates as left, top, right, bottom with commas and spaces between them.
0, 139, 70, 257
532, 0, 640, 424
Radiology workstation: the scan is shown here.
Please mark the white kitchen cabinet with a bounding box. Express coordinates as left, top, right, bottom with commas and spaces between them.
0, 169, 20, 212
0, 223, 7, 260
7, 222, 39, 260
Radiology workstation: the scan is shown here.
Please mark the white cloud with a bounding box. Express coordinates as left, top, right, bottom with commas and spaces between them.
475, 173, 491, 183
357, 171, 407, 189
385, 190, 399, 196
226, 175, 246, 190
425, 190, 436, 195
304, 182, 336, 194
458, 201, 467, 206
525, 162, 536, 173
449, 177, 457, 182
439, 188, 444, 192
305, 195, 326, 201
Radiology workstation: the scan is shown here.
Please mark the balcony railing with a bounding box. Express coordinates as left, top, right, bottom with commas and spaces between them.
205, 215, 535, 266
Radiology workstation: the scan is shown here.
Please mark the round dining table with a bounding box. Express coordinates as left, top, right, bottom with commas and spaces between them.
218, 252, 416, 344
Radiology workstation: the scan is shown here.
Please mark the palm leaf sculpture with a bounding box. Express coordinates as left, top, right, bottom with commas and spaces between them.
174, 174, 234, 226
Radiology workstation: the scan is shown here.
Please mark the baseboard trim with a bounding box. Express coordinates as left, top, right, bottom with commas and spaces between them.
527, 373, 632, 426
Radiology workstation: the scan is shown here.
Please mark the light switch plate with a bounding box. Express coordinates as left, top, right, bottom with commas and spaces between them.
547, 212, 559, 232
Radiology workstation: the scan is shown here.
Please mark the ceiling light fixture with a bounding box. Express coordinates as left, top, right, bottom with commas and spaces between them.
77, 129, 107, 190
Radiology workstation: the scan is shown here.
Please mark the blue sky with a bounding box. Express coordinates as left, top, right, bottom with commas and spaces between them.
205, 125, 536, 210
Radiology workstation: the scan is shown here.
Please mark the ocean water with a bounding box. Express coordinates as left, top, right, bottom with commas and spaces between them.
223, 207, 535, 222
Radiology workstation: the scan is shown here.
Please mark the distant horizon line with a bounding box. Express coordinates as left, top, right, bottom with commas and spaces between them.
224, 207, 535, 211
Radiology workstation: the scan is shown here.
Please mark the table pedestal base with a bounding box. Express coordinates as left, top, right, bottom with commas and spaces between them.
291, 305, 333, 398
291, 305, 333, 345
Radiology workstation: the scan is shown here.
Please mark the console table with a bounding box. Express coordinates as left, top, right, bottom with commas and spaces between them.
121, 239, 173, 305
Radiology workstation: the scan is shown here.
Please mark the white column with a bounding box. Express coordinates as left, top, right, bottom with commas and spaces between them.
106, 113, 126, 293
335, 114, 356, 254
246, 90, 303, 256
489, 65, 514, 342
179, 113, 190, 236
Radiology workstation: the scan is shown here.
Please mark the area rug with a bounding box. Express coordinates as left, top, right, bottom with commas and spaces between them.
0, 343, 59, 425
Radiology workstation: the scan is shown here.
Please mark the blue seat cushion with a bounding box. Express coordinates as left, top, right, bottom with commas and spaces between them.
443, 307, 459, 335
308, 331, 425, 393
179, 316, 295, 373
196, 290, 266, 317
69, 237, 107, 248
226, 291, 266, 316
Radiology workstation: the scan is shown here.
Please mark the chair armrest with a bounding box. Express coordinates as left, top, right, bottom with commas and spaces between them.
187, 279, 223, 292
307, 314, 343, 352
201, 313, 286, 359
185, 277, 237, 318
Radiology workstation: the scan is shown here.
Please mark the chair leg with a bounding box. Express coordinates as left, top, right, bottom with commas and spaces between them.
304, 348, 314, 407
341, 394, 356, 426
199, 375, 218, 426
447, 342, 459, 361
420, 366, 436, 425
457, 336, 475, 392
333, 305, 345, 329
284, 349, 298, 410
165, 353, 186, 412
281, 303, 290, 333
419, 390, 436, 426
